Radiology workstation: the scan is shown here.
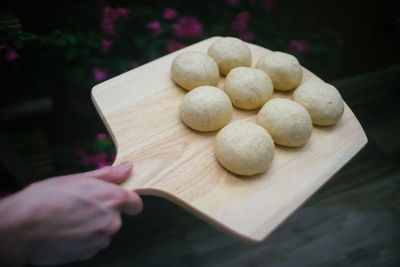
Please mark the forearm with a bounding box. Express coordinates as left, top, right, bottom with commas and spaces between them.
0, 162, 140, 266
0, 194, 31, 267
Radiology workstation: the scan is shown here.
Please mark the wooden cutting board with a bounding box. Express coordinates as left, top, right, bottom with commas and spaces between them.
92, 37, 367, 242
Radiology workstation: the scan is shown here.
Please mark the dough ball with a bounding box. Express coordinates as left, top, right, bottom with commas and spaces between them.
180, 86, 232, 132
215, 121, 274, 176
293, 79, 344, 126
256, 51, 303, 91
207, 37, 251, 75
257, 98, 312, 147
171, 51, 219, 91
224, 67, 273, 110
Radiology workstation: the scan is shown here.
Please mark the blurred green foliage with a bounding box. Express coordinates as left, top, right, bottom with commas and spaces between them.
0, 0, 341, 170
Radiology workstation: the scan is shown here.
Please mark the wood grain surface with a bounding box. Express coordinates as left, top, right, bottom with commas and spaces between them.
91, 36, 367, 242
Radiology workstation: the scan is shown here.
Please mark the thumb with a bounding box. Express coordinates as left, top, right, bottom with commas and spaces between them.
82, 161, 133, 183
119, 190, 143, 215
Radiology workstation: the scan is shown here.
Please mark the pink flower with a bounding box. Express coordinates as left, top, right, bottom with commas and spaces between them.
130, 62, 139, 69
172, 17, 204, 39
97, 162, 111, 169
232, 11, 251, 33
232, 11, 255, 41
146, 21, 163, 35
101, 39, 112, 53
92, 67, 108, 82
238, 30, 255, 41
76, 149, 112, 169
263, 0, 277, 11
5, 48, 19, 61
238, 11, 251, 21
163, 8, 178, 20
288, 40, 311, 54
122, 62, 139, 73
101, 6, 130, 37
166, 39, 185, 53
96, 133, 108, 140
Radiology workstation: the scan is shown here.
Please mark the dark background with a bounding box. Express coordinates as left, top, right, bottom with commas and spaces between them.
0, 0, 399, 185
1, 0, 399, 266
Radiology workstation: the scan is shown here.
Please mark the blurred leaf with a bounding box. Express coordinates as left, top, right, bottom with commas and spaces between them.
311, 44, 327, 54
64, 34, 77, 44
18, 31, 37, 40
92, 138, 112, 153
54, 38, 67, 46
68, 67, 86, 88
66, 49, 76, 61
15, 39, 24, 49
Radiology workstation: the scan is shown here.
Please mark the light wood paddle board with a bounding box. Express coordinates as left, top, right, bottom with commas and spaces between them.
92, 37, 367, 242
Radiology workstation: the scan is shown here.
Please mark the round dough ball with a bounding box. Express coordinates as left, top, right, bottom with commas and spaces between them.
171, 51, 219, 91
224, 67, 273, 110
215, 121, 274, 176
257, 98, 312, 147
256, 51, 303, 91
180, 86, 232, 132
207, 37, 251, 75
293, 79, 344, 126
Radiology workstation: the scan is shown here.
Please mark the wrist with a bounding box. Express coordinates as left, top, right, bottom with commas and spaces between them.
0, 191, 35, 266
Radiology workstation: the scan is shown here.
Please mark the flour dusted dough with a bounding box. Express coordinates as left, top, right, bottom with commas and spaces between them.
171, 51, 219, 90
207, 37, 251, 76
257, 98, 312, 147
215, 121, 274, 176
293, 79, 344, 126
256, 51, 302, 91
180, 86, 232, 132
224, 67, 273, 110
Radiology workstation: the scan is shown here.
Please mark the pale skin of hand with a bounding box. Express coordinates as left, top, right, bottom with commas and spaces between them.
0, 161, 142, 266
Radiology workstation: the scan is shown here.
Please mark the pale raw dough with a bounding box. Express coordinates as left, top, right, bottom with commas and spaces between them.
224, 67, 273, 110
207, 37, 251, 76
180, 86, 232, 132
257, 98, 312, 147
171, 51, 219, 91
256, 51, 303, 91
215, 121, 274, 176
293, 79, 344, 126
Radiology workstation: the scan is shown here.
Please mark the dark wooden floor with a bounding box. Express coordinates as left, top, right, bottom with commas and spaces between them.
54, 66, 400, 267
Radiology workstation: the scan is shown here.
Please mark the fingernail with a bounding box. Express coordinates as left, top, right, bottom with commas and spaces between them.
119, 161, 132, 170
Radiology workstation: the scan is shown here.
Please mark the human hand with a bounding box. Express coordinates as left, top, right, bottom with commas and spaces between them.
0, 161, 142, 266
